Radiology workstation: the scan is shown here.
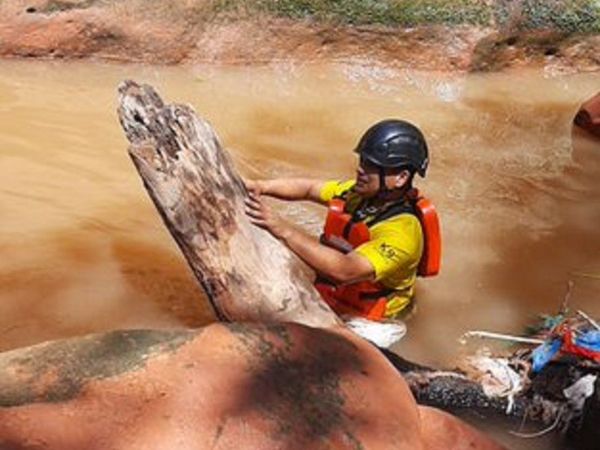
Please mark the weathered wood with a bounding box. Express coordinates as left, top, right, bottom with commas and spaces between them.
117, 80, 339, 328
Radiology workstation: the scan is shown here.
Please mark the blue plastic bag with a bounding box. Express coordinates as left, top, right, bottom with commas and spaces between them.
532, 338, 562, 373
576, 330, 600, 352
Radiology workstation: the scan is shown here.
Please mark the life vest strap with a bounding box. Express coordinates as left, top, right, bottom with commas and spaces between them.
359, 288, 395, 300
363, 199, 416, 227
314, 279, 389, 321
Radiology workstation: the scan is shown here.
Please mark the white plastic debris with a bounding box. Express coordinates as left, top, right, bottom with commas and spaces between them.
344, 317, 407, 348
467, 356, 524, 414
563, 374, 597, 411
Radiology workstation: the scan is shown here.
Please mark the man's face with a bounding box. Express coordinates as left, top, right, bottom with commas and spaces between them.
354, 157, 381, 197
354, 156, 410, 198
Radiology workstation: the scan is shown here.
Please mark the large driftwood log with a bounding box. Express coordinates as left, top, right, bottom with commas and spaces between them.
117, 80, 339, 328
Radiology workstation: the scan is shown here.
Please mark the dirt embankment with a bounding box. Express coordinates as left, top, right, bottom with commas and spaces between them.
0, 0, 599, 71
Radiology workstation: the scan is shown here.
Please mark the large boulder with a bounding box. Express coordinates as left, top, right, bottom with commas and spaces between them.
0, 322, 504, 449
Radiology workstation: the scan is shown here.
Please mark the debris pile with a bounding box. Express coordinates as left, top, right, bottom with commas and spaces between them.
462, 297, 600, 447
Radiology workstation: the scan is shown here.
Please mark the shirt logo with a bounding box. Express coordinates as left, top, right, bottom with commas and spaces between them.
378, 243, 401, 262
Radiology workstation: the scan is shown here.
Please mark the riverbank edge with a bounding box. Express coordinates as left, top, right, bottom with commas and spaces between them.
0, 2, 599, 73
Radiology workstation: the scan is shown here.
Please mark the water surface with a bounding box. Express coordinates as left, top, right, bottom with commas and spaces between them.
0, 58, 599, 448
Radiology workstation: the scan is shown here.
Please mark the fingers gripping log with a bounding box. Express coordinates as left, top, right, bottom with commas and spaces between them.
117, 80, 340, 328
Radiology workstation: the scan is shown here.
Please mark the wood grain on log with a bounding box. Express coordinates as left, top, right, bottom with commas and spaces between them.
117, 80, 340, 328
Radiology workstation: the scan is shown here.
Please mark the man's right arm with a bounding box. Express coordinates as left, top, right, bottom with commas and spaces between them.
246, 178, 326, 204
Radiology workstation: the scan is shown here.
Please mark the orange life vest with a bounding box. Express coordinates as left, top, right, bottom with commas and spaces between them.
315, 190, 441, 321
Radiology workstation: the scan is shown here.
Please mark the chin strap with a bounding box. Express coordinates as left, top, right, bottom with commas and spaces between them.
378, 166, 388, 194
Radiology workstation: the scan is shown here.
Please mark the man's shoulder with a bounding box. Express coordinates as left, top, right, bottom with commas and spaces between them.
320, 179, 356, 202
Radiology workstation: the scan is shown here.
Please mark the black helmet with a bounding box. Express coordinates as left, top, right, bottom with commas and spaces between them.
354, 119, 429, 177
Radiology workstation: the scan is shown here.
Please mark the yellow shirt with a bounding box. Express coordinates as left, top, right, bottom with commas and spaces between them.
319, 180, 423, 318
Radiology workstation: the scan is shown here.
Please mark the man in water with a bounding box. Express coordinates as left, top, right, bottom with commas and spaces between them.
245, 119, 438, 322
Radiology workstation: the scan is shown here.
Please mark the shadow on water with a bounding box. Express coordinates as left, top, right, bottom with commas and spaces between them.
0, 208, 213, 352
109, 232, 214, 326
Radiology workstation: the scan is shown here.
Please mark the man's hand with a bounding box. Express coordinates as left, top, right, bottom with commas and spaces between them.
242, 178, 262, 194
244, 191, 289, 239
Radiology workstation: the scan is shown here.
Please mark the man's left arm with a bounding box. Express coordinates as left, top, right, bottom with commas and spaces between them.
244, 192, 375, 284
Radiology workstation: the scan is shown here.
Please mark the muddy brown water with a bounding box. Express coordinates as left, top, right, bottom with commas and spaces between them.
0, 59, 599, 448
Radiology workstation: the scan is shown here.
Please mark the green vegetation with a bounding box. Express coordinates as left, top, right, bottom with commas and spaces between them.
30, 0, 600, 33
499, 0, 600, 33
214, 0, 491, 26
213, 0, 600, 32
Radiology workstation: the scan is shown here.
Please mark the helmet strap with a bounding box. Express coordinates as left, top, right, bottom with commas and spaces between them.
378, 166, 388, 194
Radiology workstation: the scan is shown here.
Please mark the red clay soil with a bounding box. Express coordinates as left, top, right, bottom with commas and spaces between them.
0, 322, 505, 450
0, 0, 599, 71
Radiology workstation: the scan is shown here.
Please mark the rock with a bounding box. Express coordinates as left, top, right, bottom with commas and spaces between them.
575, 92, 600, 138
0, 322, 505, 450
